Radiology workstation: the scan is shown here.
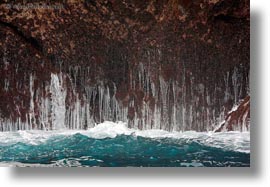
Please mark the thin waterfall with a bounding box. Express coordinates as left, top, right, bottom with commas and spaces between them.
0, 61, 249, 132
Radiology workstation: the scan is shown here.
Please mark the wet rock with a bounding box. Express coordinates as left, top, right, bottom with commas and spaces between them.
215, 95, 250, 132
0, 0, 250, 131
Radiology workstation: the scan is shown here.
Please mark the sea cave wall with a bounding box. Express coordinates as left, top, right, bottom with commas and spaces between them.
0, 0, 250, 131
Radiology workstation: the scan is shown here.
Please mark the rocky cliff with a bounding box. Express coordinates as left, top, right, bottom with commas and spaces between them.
0, 0, 250, 131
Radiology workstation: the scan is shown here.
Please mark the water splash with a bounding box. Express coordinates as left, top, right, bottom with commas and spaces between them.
0, 122, 250, 167
0, 47, 249, 132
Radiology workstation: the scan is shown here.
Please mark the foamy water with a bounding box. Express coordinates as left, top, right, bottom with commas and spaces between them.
0, 121, 250, 167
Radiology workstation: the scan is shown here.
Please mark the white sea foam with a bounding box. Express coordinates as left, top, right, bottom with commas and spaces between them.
0, 121, 250, 153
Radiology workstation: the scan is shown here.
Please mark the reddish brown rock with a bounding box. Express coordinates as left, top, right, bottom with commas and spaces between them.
0, 0, 250, 131
215, 95, 250, 132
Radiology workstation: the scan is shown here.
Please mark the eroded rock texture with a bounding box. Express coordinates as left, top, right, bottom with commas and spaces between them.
0, 0, 250, 131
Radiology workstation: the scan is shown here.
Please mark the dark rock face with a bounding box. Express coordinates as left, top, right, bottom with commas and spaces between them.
0, 0, 250, 131
214, 95, 250, 132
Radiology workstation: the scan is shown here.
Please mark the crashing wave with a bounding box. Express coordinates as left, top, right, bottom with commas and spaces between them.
0, 121, 250, 153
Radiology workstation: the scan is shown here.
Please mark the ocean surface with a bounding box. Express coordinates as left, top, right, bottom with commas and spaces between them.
0, 122, 250, 167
